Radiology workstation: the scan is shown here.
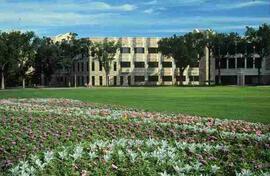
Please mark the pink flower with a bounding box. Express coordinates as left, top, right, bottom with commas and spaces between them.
256, 130, 262, 136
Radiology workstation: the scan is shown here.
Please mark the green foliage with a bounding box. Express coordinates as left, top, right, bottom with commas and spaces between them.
15, 31, 37, 79
90, 40, 121, 85
34, 37, 60, 85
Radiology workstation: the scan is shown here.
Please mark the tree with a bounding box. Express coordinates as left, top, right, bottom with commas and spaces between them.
244, 24, 270, 85
0, 31, 8, 89
58, 33, 91, 87
158, 34, 200, 85
0, 31, 21, 89
210, 33, 227, 84
16, 31, 38, 88
34, 37, 59, 86
90, 40, 121, 86
256, 24, 270, 84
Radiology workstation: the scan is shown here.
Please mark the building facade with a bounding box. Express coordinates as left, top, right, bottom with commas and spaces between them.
52, 34, 270, 86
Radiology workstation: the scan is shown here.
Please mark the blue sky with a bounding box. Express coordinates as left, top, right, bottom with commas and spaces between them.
0, 0, 269, 37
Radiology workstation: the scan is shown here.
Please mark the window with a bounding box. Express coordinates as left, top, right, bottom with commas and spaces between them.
255, 58, 262, 68
120, 76, 124, 85
99, 62, 102, 71
135, 76, 145, 82
81, 63, 84, 72
86, 62, 89, 71
134, 62, 145, 68
189, 76, 199, 81
77, 76, 80, 85
99, 76, 103, 85
92, 76, 95, 86
220, 58, 227, 69
228, 58, 235, 68
148, 76, 158, 82
176, 76, 186, 81
81, 76, 84, 85
247, 57, 253, 68
73, 63, 75, 72
92, 62, 95, 71
134, 47, 144, 53
148, 47, 158, 53
121, 47, 131, 53
148, 62, 158, 68
237, 58, 245, 68
77, 63, 80, 72
113, 76, 117, 86
162, 76, 172, 81
120, 62, 130, 68
128, 76, 131, 85
215, 58, 221, 68
114, 62, 117, 71
162, 62, 172, 68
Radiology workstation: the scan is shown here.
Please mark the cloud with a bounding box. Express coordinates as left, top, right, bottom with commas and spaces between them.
208, 0, 270, 10
0, 1, 137, 12
143, 8, 155, 14
143, 0, 158, 5
143, 7, 166, 14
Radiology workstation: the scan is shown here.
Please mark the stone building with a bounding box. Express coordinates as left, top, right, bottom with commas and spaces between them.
51, 34, 270, 86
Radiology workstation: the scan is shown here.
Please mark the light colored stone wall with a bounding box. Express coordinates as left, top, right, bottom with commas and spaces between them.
52, 34, 270, 86
84, 37, 200, 86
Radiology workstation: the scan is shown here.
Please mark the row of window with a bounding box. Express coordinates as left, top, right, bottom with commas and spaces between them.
90, 61, 173, 71
71, 75, 199, 86
216, 57, 262, 69
120, 47, 158, 54
73, 62, 89, 72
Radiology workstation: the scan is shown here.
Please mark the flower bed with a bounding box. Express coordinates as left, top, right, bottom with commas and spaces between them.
0, 98, 269, 175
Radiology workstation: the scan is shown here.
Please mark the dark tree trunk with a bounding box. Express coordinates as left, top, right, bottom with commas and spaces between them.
22, 77, 26, 89
179, 68, 184, 86
1, 70, 4, 90
258, 67, 261, 85
257, 58, 262, 85
41, 71, 45, 86
105, 71, 109, 86
218, 58, 221, 85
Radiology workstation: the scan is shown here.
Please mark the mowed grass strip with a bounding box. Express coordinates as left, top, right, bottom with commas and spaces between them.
0, 86, 270, 123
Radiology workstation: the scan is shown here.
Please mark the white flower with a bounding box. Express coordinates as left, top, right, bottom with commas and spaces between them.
44, 151, 54, 163
188, 143, 197, 153
35, 158, 46, 170
10, 165, 20, 176
70, 145, 84, 161
159, 171, 171, 176
173, 165, 182, 174
129, 151, 138, 163
182, 164, 192, 173
140, 151, 148, 159
104, 154, 111, 162
88, 151, 97, 160
58, 149, 68, 160
117, 150, 125, 160
26, 166, 35, 175
20, 161, 29, 172
235, 169, 253, 176
192, 161, 202, 171
211, 165, 220, 174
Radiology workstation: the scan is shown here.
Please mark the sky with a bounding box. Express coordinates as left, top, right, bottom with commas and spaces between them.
0, 0, 269, 38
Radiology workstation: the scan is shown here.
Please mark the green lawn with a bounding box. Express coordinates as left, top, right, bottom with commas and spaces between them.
0, 86, 270, 123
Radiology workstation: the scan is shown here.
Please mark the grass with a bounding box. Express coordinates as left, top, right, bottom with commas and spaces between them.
0, 86, 270, 123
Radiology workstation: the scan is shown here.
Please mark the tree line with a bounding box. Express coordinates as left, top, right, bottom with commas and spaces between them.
158, 23, 270, 85
0, 23, 269, 89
